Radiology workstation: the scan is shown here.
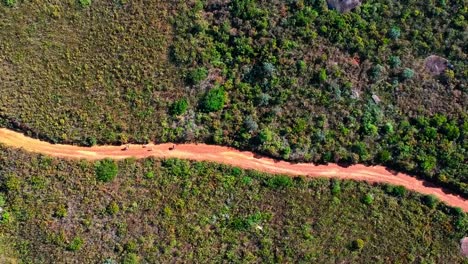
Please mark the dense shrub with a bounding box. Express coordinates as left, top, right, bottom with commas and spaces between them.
200, 87, 226, 112
78, 0, 91, 7
388, 27, 401, 40
67, 237, 84, 251
423, 195, 439, 209
266, 175, 293, 189
170, 98, 188, 116
362, 193, 374, 205
331, 180, 341, 195
352, 239, 365, 251
402, 68, 415, 79
95, 159, 118, 182
186, 68, 208, 85
3, 0, 15, 7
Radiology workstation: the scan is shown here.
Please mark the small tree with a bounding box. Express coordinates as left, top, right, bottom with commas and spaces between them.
402, 68, 415, 79
170, 98, 188, 116
78, 0, 91, 7
67, 236, 84, 251
388, 56, 401, 68
389, 27, 401, 40
352, 239, 365, 251
186, 68, 208, 85
362, 193, 374, 205
3, 0, 16, 7
107, 201, 120, 215
423, 195, 439, 209
95, 159, 118, 182
244, 116, 258, 133
200, 86, 226, 112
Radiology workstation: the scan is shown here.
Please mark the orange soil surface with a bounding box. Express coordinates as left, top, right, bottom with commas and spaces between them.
0, 128, 466, 211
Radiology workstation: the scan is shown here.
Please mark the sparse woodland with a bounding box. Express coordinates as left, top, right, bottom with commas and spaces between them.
0, 0, 467, 262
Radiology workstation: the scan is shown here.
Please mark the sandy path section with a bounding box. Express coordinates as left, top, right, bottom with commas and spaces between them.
0, 128, 466, 211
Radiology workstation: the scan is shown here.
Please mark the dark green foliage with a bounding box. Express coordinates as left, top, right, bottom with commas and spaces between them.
392, 186, 407, 197
423, 195, 439, 209
3, 0, 15, 7
331, 180, 341, 195
85, 137, 97, 147
370, 65, 385, 79
229, 212, 269, 231
186, 68, 208, 85
200, 87, 226, 112
170, 98, 188, 116
266, 175, 293, 189
95, 159, 118, 182
388, 56, 401, 68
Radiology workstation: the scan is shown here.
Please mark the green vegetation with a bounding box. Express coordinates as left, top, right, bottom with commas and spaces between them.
0, 147, 465, 263
2, 0, 15, 7
95, 159, 118, 182
200, 86, 226, 112
78, 0, 91, 8
0, 0, 465, 196
170, 98, 189, 116
186, 68, 208, 85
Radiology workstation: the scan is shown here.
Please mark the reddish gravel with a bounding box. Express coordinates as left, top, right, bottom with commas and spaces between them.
0, 128, 466, 211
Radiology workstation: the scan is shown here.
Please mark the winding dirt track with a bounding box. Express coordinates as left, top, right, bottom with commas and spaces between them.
0, 128, 466, 211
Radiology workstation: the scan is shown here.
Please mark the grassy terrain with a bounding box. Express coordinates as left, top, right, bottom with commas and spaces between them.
0, 0, 466, 196
0, 146, 466, 263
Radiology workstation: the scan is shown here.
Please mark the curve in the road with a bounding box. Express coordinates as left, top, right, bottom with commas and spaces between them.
0, 128, 466, 211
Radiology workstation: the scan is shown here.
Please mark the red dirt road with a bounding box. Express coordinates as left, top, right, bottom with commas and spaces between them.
0, 128, 466, 211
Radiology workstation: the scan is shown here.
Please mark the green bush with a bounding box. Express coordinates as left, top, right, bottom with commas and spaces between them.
318, 68, 327, 83
388, 56, 401, 68
67, 236, 84, 251
122, 253, 139, 264
3, 0, 15, 7
370, 64, 385, 79
170, 98, 188, 116
144, 171, 155, 179
423, 195, 439, 209
78, 0, 91, 7
1, 211, 11, 224
402, 68, 415, 79
352, 239, 365, 251
107, 201, 120, 215
85, 136, 97, 147
267, 176, 293, 189
362, 193, 374, 205
389, 27, 401, 39
392, 186, 407, 197
95, 159, 118, 182
55, 205, 68, 218
331, 180, 341, 195
200, 86, 226, 112
0, 194, 5, 207
186, 68, 208, 85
